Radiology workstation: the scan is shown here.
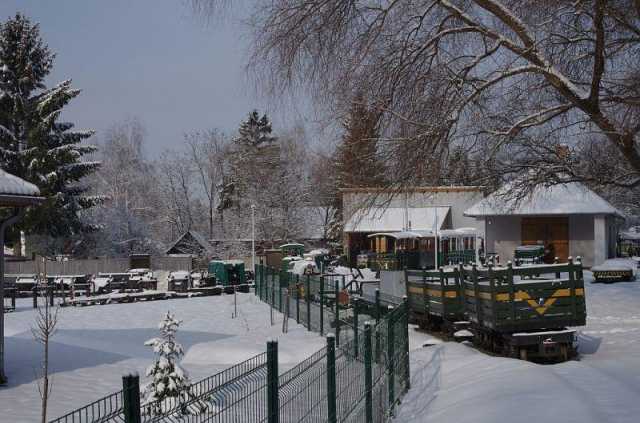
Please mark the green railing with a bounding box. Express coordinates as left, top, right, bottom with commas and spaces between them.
49, 264, 410, 423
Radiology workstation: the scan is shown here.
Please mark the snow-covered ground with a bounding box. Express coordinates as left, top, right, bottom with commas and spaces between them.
395, 271, 640, 423
1, 293, 325, 422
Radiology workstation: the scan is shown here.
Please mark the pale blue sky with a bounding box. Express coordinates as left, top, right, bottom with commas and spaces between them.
0, 0, 313, 154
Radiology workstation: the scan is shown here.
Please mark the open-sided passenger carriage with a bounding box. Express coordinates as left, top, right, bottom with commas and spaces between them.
365, 228, 481, 270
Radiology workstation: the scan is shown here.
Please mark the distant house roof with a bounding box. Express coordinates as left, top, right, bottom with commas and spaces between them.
464, 181, 623, 218
344, 206, 450, 232
165, 230, 215, 256
0, 168, 42, 206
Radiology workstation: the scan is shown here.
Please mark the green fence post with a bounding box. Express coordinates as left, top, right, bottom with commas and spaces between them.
122, 374, 141, 423
375, 289, 381, 324
327, 334, 337, 423
334, 281, 340, 347
353, 299, 359, 357
387, 307, 395, 412
296, 274, 300, 324
306, 275, 311, 331
320, 276, 324, 335
364, 322, 373, 423
403, 296, 410, 392
267, 340, 279, 423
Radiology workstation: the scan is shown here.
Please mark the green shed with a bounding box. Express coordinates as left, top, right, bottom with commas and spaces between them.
208, 260, 246, 286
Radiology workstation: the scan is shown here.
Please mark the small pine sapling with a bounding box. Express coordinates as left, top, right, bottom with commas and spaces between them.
143, 311, 204, 415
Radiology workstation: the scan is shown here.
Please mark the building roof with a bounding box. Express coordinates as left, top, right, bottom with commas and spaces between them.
344, 206, 450, 233
340, 186, 485, 194
0, 168, 42, 206
165, 230, 215, 256
464, 181, 623, 217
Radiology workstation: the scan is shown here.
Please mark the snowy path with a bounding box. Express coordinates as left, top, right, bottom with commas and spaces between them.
395, 272, 640, 423
0, 293, 325, 422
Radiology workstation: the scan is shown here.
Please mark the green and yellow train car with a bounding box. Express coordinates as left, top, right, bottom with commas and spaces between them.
405, 268, 465, 329
405, 259, 586, 361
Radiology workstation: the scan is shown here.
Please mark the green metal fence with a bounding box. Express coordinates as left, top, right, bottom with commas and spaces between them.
49, 264, 410, 423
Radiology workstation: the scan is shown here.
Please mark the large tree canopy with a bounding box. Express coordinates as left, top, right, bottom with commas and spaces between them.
196, 1, 640, 192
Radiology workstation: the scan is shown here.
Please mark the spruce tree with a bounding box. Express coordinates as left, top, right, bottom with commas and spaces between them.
0, 14, 101, 238
143, 312, 192, 414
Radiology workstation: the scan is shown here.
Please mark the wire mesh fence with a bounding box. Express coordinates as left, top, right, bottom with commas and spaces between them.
49, 264, 410, 423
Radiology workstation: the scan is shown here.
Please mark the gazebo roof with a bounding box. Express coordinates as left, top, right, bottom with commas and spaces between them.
0, 168, 43, 207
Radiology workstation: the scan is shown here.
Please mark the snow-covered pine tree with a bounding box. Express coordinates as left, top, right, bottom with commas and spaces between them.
0, 14, 101, 238
143, 311, 192, 414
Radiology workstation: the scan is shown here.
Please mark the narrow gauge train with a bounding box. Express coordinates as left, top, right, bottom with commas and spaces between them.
405, 259, 586, 361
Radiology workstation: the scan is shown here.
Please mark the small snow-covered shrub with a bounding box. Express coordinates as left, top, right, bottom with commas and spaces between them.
142, 311, 198, 415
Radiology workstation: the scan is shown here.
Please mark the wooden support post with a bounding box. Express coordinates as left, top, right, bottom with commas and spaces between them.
568, 257, 577, 318
507, 261, 515, 323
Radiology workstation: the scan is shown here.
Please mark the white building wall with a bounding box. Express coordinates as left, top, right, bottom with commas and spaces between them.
594, 215, 607, 266
569, 215, 595, 266
482, 216, 521, 263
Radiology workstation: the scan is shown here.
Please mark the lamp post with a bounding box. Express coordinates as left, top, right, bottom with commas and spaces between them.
251, 204, 256, 275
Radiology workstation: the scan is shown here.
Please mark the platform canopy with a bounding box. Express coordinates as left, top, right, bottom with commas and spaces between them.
464, 181, 623, 218
0, 168, 42, 206
344, 206, 450, 233
366, 230, 435, 240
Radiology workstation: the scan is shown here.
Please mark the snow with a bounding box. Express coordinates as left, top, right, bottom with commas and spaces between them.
591, 258, 638, 273
289, 259, 318, 276
465, 181, 623, 217
1, 293, 325, 421
0, 167, 40, 196
344, 206, 450, 232
394, 271, 640, 423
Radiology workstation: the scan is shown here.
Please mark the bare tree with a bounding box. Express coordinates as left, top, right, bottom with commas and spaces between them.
184, 130, 229, 239
32, 258, 60, 423
195, 0, 640, 193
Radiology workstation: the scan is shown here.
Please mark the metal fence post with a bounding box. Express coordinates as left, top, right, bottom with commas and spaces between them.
403, 296, 410, 392
353, 300, 359, 357
364, 323, 373, 423
306, 275, 311, 331
267, 340, 279, 423
32, 287, 37, 308
375, 289, 381, 324
296, 274, 300, 324
334, 281, 340, 347
319, 276, 324, 335
327, 334, 337, 423
122, 374, 141, 423
387, 309, 395, 412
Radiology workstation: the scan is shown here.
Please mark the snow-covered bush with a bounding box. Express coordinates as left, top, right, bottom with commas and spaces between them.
142, 311, 192, 414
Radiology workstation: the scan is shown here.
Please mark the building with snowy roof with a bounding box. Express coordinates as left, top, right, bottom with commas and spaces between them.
464, 181, 624, 267
341, 186, 485, 265
0, 168, 43, 383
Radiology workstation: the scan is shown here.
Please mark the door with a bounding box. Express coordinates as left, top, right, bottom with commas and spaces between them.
521, 217, 569, 262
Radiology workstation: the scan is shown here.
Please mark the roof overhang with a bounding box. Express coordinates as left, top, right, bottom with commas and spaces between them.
0, 194, 44, 207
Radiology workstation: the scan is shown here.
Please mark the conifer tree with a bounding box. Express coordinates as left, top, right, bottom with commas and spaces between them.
0, 14, 101, 237
143, 312, 191, 414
